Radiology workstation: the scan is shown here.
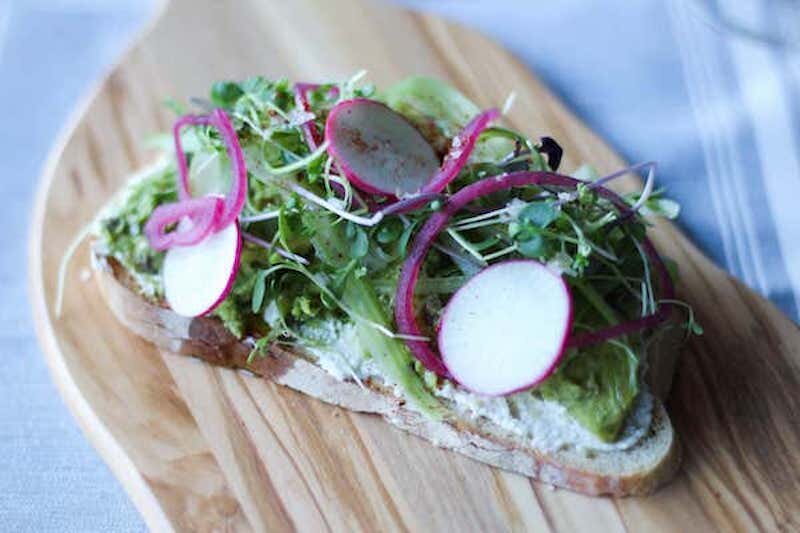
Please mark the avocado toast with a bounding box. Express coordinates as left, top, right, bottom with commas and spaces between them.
80, 74, 697, 496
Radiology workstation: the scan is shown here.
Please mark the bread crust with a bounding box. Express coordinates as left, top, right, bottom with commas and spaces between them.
93, 250, 681, 496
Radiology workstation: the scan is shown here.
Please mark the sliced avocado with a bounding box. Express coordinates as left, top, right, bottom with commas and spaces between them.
539, 342, 640, 442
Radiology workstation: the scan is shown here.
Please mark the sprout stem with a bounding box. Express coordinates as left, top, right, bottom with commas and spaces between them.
240, 210, 280, 223
445, 228, 488, 265
55, 222, 93, 318
242, 232, 309, 265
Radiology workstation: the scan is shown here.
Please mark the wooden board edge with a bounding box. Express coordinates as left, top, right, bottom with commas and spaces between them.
26, 1, 172, 530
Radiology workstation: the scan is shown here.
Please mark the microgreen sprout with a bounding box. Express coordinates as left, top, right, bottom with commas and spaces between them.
260, 141, 330, 176
242, 232, 309, 265
659, 299, 704, 336
240, 210, 281, 223
286, 182, 385, 226
501, 91, 517, 115
445, 228, 489, 265
55, 222, 93, 318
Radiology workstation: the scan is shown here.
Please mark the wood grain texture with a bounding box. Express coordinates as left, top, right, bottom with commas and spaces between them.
29, 0, 800, 530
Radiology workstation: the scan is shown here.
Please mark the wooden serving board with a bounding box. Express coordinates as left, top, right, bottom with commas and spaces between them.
29, 0, 800, 530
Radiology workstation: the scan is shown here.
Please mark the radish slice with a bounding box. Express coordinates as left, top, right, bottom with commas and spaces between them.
395, 170, 674, 378
325, 98, 440, 196
173, 114, 212, 201
209, 109, 248, 229
421, 108, 500, 194
144, 196, 224, 251
163, 221, 241, 317
438, 260, 572, 396
326, 99, 498, 198
172, 109, 247, 230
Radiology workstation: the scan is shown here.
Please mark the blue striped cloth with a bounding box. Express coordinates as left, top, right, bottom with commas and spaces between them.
396, 0, 800, 321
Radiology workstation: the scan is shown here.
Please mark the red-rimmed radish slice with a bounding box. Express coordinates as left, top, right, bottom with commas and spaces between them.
326, 99, 499, 199
325, 98, 440, 196
144, 196, 224, 251
171, 109, 247, 230
208, 109, 247, 229
163, 221, 241, 317
173, 114, 213, 201
438, 260, 572, 396
395, 170, 674, 378
421, 108, 499, 194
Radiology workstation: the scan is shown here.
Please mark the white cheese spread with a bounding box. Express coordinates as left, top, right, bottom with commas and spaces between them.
300, 320, 652, 453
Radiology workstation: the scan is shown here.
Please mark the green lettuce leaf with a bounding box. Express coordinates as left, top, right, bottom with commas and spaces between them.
342, 274, 445, 419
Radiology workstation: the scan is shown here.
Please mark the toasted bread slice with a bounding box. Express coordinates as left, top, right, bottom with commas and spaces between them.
92, 249, 681, 496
